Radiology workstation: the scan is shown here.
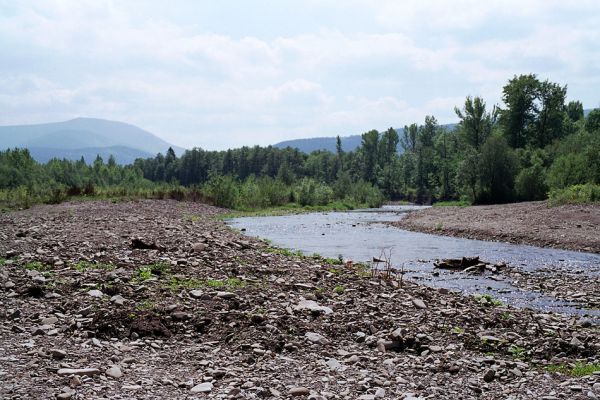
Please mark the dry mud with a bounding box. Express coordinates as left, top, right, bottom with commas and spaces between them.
1, 200, 599, 399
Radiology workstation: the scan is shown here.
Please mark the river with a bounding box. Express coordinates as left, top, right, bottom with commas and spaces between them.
228, 205, 600, 319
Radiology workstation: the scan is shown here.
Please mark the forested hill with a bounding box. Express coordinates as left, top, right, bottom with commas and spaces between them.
274, 124, 457, 153
0, 118, 184, 163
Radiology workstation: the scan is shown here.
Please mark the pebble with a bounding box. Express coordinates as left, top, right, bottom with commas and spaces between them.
41, 316, 58, 325
105, 365, 123, 379
189, 290, 204, 298
483, 369, 495, 383
412, 299, 427, 309
289, 387, 310, 396
110, 295, 125, 305
57, 368, 101, 376
326, 358, 342, 371
50, 349, 67, 359
88, 289, 103, 298
305, 332, 328, 345
190, 382, 213, 393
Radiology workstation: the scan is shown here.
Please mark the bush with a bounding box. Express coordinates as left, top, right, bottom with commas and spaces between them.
515, 163, 548, 201
548, 184, 600, 205
296, 178, 333, 206
351, 180, 384, 208
204, 176, 239, 208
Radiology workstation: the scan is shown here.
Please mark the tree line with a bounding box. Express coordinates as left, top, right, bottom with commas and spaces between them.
1, 74, 599, 210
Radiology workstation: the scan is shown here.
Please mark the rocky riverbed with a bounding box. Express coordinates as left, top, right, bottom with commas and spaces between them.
393, 201, 600, 254
1, 200, 600, 399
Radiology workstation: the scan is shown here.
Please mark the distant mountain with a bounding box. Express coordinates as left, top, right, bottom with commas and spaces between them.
0, 117, 185, 163
274, 124, 457, 153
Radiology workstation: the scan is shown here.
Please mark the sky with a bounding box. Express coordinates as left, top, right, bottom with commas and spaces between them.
0, 1, 599, 150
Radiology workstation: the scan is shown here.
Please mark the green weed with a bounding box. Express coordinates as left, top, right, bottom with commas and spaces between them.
546, 362, 600, 377
333, 285, 345, 294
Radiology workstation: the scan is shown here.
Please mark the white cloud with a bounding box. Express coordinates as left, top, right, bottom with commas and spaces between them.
0, 1, 598, 149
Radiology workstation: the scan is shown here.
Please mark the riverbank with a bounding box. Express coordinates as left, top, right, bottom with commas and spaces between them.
393, 201, 600, 254
1, 200, 599, 399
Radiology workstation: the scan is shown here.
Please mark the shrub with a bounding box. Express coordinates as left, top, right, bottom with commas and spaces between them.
204, 175, 239, 208
548, 184, 600, 205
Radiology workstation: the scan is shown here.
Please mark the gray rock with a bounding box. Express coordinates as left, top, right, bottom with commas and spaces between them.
294, 300, 333, 315
88, 289, 103, 298
189, 290, 204, 299
192, 242, 208, 253
216, 291, 236, 299
41, 316, 58, 325
326, 358, 341, 371
50, 349, 67, 360
191, 382, 213, 393
412, 298, 427, 309
289, 387, 310, 396
105, 365, 122, 378
110, 295, 125, 305
57, 368, 101, 376
594, 383, 600, 393
483, 369, 495, 383
305, 332, 328, 345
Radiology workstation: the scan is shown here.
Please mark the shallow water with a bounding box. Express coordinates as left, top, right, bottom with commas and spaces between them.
228, 205, 600, 318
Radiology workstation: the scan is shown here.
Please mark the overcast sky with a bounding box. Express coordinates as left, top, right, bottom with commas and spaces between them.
1, 1, 599, 150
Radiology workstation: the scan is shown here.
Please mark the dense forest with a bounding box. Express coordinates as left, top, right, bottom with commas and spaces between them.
2, 74, 599, 210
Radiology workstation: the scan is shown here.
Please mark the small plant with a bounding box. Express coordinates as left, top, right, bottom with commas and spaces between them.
167, 277, 203, 291
546, 362, 600, 377
500, 312, 514, 320
435, 221, 444, 231
508, 345, 527, 360
452, 326, 465, 334
474, 293, 503, 306
136, 266, 154, 281
333, 285, 345, 294
136, 300, 155, 311
73, 261, 115, 271
0, 258, 6, 266
24, 261, 50, 272
135, 263, 170, 282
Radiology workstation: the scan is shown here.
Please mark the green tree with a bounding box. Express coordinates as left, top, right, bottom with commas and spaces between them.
455, 96, 495, 148
499, 74, 540, 148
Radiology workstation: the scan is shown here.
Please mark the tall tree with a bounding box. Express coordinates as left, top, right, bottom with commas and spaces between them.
499, 74, 540, 148
454, 96, 495, 148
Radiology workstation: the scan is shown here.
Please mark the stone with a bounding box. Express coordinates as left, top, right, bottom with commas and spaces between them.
191, 382, 213, 393
294, 300, 333, 315
57, 368, 101, 376
570, 336, 583, 347
41, 316, 58, 325
50, 349, 67, 360
110, 295, 125, 305
483, 369, 495, 383
305, 332, 328, 345
189, 290, 204, 299
105, 365, 122, 379
412, 299, 427, 309
326, 358, 341, 371
88, 290, 103, 298
375, 388, 386, 398
594, 383, 600, 393
192, 242, 208, 253
216, 291, 236, 299
289, 387, 310, 396
171, 312, 190, 321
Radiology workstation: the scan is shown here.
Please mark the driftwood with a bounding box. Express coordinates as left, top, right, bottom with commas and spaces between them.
434, 256, 506, 274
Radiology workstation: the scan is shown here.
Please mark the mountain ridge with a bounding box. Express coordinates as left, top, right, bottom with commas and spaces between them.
0, 117, 184, 164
